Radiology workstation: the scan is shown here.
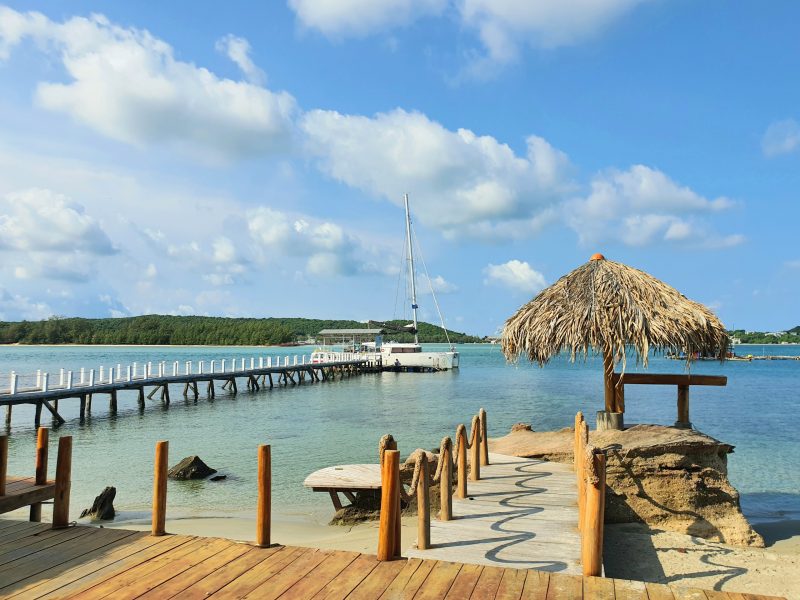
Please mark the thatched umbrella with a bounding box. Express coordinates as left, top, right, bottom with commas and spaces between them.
501, 254, 728, 418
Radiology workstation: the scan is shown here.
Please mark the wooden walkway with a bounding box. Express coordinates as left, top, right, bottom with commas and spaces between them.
0, 476, 55, 514
0, 520, 785, 599
406, 454, 581, 574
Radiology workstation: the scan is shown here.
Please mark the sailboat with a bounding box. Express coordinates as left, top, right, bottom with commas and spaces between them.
310, 194, 459, 372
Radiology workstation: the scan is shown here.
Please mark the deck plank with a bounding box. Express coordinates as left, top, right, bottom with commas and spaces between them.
470, 565, 506, 600
210, 545, 311, 598
496, 567, 528, 600
278, 550, 361, 600
584, 575, 616, 600
0, 526, 96, 569
545, 573, 583, 600
378, 557, 426, 599
521, 570, 550, 600
613, 579, 648, 600
243, 548, 332, 600
310, 553, 381, 600
411, 560, 462, 600
348, 558, 409, 599
443, 563, 483, 600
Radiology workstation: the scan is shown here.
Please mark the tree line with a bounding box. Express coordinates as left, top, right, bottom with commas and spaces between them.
0, 315, 482, 346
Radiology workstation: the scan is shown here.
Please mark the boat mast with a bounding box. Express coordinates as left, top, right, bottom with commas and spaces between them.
404, 193, 419, 344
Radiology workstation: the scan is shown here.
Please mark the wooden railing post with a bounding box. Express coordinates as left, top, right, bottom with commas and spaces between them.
479, 408, 489, 466
52, 436, 72, 528
377, 449, 400, 560
470, 416, 480, 481
456, 427, 467, 499
152, 440, 168, 536
582, 449, 606, 577
573, 412, 583, 472
256, 444, 271, 547
577, 419, 588, 533
0, 435, 7, 496
676, 384, 691, 428
417, 456, 430, 550
30, 427, 49, 522
440, 444, 452, 521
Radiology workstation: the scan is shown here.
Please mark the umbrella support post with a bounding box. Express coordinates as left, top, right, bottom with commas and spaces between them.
596, 411, 624, 431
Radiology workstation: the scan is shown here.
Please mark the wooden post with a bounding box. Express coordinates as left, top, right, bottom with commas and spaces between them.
440, 445, 452, 521
377, 449, 400, 560
256, 444, 271, 547
479, 408, 489, 466
34, 402, 42, 428
30, 427, 49, 522
676, 385, 691, 428
0, 435, 7, 496
614, 379, 625, 413
603, 348, 615, 413
573, 412, 583, 472
577, 421, 588, 533
581, 450, 606, 577
152, 440, 168, 536
470, 417, 480, 481
52, 436, 72, 528
4, 405, 11, 427
417, 456, 430, 550
456, 427, 467, 499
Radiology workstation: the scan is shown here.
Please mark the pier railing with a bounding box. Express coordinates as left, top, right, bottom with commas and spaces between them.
1, 352, 370, 396
377, 409, 488, 560
574, 411, 606, 577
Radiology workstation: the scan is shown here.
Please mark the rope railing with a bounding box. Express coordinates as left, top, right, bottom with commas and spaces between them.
377, 408, 489, 559
574, 411, 606, 577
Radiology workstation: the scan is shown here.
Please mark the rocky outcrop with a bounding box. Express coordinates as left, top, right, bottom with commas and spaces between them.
490, 424, 764, 547
80, 486, 116, 520
168, 456, 217, 480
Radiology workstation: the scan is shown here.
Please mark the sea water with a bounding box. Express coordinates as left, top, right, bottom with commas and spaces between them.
0, 344, 797, 524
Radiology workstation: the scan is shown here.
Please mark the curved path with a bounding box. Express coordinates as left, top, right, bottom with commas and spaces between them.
405, 453, 582, 574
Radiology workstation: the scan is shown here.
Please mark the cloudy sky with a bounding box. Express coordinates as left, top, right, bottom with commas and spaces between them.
0, 1, 798, 334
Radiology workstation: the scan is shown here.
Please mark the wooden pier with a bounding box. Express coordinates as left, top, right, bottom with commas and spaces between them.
0, 353, 379, 428
0, 520, 786, 599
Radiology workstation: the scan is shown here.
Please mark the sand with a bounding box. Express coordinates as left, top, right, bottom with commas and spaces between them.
604, 521, 800, 599
98, 510, 418, 556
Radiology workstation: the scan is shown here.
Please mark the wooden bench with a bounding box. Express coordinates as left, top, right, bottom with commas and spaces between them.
609, 373, 727, 428
303, 464, 381, 511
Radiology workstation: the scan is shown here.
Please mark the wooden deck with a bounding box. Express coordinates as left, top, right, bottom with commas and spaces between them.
406, 454, 582, 573
0, 520, 785, 599
0, 476, 55, 514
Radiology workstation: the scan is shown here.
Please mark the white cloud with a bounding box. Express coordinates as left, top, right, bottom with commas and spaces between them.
0, 8, 296, 159
301, 108, 574, 238
288, 0, 447, 37
762, 119, 800, 157
248, 206, 393, 276
424, 275, 458, 294
0, 188, 116, 282
483, 260, 546, 294
566, 165, 741, 247
216, 34, 266, 84
0, 287, 52, 321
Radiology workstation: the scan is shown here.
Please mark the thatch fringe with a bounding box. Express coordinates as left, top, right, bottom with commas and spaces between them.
501, 257, 728, 369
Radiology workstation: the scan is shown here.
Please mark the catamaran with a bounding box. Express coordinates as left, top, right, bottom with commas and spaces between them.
311, 194, 459, 372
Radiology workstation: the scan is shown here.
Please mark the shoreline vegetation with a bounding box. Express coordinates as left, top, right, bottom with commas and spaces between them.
0, 314, 483, 346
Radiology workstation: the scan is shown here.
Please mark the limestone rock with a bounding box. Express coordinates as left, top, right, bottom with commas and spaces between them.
490, 424, 764, 547
511, 423, 533, 433
80, 486, 116, 520
168, 456, 217, 480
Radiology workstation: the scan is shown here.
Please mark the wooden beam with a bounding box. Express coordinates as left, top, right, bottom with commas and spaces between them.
40, 400, 65, 425
52, 436, 72, 528
676, 385, 691, 428
612, 373, 726, 386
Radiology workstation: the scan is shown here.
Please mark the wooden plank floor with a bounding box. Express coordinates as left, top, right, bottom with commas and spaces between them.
0, 476, 56, 514
0, 520, 785, 599
406, 453, 582, 574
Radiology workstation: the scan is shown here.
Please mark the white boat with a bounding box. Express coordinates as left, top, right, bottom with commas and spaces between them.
311, 194, 459, 372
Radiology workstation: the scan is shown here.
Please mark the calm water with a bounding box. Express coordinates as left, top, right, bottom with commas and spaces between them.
1, 344, 798, 523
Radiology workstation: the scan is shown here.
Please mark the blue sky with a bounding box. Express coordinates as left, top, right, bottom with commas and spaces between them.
0, 1, 798, 335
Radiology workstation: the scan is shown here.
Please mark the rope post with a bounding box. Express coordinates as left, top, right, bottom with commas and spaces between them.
152, 440, 168, 536
52, 436, 72, 529
577, 420, 589, 533
30, 427, 49, 522
417, 456, 430, 550
573, 412, 583, 472
256, 444, 271, 547
440, 444, 453, 521
470, 416, 480, 481
377, 449, 400, 561
582, 449, 606, 577
0, 435, 7, 496
456, 427, 467, 499
479, 408, 489, 466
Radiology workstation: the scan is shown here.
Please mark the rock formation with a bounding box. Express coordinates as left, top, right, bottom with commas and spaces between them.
168, 456, 217, 480
80, 486, 116, 520
491, 424, 764, 547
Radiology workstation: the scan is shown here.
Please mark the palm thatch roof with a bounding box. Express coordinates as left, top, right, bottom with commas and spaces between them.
501, 255, 728, 368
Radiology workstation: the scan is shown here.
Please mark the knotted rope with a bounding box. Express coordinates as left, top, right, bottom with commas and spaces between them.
398, 436, 453, 502
584, 445, 601, 485
453, 414, 481, 456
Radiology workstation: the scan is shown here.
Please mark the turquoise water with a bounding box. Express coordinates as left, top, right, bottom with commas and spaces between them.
1, 344, 798, 523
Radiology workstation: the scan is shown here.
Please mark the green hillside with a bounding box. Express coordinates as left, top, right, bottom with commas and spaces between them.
0, 315, 481, 346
